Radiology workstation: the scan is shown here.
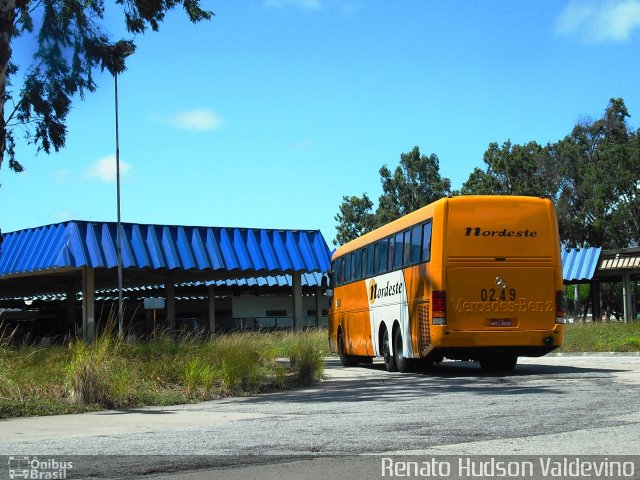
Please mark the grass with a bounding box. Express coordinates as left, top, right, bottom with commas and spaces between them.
0, 329, 331, 419
559, 322, 640, 353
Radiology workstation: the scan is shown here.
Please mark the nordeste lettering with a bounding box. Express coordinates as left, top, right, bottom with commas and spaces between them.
465, 227, 537, 238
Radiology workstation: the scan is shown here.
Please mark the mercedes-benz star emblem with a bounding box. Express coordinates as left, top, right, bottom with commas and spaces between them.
496, 276, 507, 289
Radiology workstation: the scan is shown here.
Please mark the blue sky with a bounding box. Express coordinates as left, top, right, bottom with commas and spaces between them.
2, 0, 640, 245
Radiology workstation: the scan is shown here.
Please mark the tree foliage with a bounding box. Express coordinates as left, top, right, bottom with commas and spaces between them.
333, 193, 375, 246
376, 146, 452, 225
334, 146, 452, 245
460, 98, 639, 249
336, 99, 639, 249
461, 140, 559, 198
0, 0, 213, 175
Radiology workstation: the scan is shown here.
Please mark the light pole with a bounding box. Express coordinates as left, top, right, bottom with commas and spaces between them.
111, 41, 135, 340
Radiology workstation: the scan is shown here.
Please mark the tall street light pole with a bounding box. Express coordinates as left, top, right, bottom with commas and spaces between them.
115, 68, 124, 339
110, 41, 135, 340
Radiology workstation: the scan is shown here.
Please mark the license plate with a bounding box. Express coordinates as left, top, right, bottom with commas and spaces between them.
490, 319, 513, 327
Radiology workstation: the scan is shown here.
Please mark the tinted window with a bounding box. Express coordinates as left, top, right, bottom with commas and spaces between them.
331, 260, 337, 287
359, 248, 367, 279
366, 244, 374, 277
379, 238, 389, 273
387, 236, 395, 271
422, 222, 433, 262
354, 249, 362, 280
373, 242, 381, 275
337, 257, 344, 285
345, 253, 352, 282
410, 225, 422, 264
393, 232, 403, 269
403, 230, 411, 266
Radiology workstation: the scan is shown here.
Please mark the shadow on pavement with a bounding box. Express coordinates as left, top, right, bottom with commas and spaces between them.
236, 357, 623, 405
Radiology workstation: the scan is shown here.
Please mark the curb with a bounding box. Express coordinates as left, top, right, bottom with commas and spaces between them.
548, 352, 640, 357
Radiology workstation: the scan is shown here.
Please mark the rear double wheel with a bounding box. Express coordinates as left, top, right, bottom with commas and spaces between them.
382, 327, 413, 373
382, 328, 397, 372
393, 327, 413, 373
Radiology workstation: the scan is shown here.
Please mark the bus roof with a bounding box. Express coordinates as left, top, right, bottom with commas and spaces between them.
332, 195, 553, 260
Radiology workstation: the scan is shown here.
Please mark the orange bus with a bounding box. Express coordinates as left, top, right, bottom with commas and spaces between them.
328, 195, 565, 372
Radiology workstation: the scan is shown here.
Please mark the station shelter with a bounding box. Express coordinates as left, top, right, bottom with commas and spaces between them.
0, 221, 332, 342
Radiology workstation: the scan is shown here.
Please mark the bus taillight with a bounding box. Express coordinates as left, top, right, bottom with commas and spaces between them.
432, 290, 446, 325
555, 290, 566, 324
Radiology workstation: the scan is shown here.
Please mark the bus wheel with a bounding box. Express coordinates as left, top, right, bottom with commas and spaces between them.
394, 328, 412, 373
338, 332, 359, 367
382, 328, 397, 372
479, 355, 518, 372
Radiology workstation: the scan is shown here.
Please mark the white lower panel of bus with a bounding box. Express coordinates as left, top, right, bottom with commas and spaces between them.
365, 270, 413, 358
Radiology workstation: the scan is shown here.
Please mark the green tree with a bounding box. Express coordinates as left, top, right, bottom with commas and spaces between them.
376, 146, 452, 225
554, 98, 638, 248
333, 193, 375, 246
333, 146, 452, 246
0, 0, 212, 247
0, 0, 213, 175
461, 140, 559, 198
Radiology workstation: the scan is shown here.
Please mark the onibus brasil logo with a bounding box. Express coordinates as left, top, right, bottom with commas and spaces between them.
8, 457, 73, 480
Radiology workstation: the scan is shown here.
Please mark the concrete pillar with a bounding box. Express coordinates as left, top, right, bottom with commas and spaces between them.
622, 272, 633, 323
292, 271, 303, 332
165, 282, 175, 334
315, 286, 322, 328
590, 281, 601, 322
66, 282, 77, 334
82, 267, 95, 342
208, 284, 216, 334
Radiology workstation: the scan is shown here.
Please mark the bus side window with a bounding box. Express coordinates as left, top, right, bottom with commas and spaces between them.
373, 242, 381, 275
387, 235, 395, 272
366, 244, 374, 277
340, 256, 346, 284
345, 253, 352, 283
331, 260, 336, 287
335, 257, 343, 285
403, 229, 411, 266
379, 238, 389, 273
354, 249, 362, 280
393, 232, 403, 269
422, 222, 432, 263
410, 224, 422, 264
360, 247, 367, 279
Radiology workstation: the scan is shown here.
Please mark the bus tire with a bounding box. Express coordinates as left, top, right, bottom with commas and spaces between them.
394, 327, 413, 373
382, 327, 397, 372
337, 331, 359, 367
479, 355, 518, 372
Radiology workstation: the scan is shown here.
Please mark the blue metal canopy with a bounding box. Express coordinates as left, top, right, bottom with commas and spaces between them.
0, 221, 331, 277
561, 247, 601, 283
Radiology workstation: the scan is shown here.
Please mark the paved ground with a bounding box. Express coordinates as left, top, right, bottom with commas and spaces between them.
1, 354, 639, 479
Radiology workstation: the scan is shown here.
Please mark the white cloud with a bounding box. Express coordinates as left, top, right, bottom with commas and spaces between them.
264, 0, 323, 10
85, 155, 132, 183
556, 0, 640, 43
52, 168, 69, 183
158, 109, 224, 131
50, 210, 77, 223
289, 138, 315, 150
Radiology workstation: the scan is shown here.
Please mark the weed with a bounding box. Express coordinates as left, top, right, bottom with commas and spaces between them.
2, 329, 329, 417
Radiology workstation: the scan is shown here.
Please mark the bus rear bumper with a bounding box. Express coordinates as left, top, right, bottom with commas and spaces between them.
427, 327, 563, 359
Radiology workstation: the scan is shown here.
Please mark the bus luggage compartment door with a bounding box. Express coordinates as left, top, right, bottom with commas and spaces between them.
446, 266, 556, 331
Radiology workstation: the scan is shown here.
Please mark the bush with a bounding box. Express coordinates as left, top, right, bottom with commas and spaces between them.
287, 332, 325, 386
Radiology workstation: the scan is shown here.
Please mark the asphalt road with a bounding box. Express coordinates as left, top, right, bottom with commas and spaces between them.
1, 354, 639, 479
